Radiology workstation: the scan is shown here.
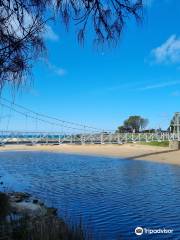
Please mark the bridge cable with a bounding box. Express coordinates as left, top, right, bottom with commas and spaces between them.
0, 97, 114, 133
0, 102, 99, 133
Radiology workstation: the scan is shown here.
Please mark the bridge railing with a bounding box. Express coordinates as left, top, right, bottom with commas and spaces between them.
0, 131, 179, 145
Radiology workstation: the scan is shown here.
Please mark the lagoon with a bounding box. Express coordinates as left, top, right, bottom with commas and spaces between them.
0, 151, 180, 239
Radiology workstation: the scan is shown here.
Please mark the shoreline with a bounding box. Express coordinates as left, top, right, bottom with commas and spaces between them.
0, 191, 87, 239
0, 143, 180, 166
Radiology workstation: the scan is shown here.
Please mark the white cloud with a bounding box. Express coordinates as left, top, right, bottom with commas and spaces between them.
151, 35, 180, 64
137, 80, 180, 91
91, 80, 180, 94
44, 25, 59, 41
3, 7, 59, 42
48, 63, 67, 77
4, 9, 34, 37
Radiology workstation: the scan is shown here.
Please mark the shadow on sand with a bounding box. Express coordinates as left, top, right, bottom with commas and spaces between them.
128, 149, 180, 160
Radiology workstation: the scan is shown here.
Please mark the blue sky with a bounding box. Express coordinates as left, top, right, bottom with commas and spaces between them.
2, 0, 180, 132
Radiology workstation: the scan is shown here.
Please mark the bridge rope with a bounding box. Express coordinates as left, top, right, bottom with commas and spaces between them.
0, 102, 90, 133
0, 101, 105, 133
0, 97, 114, 133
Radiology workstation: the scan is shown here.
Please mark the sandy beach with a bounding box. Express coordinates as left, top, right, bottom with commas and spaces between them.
0, 143, 180, 165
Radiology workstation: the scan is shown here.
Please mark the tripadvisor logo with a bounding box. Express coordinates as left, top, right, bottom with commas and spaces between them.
135, 227, 143, 236
135, 226, 173, 236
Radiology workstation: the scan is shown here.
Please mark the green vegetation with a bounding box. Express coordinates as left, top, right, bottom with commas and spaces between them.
117, 115, 149, 133
139, 141, 169, 147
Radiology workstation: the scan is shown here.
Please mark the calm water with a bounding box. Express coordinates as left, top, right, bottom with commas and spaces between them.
0, 151, 180, 239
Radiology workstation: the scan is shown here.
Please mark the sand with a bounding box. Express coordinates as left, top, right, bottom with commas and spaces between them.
0, 143, 179, 165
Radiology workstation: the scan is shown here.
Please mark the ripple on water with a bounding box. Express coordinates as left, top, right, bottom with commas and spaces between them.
0, 151, 180, 240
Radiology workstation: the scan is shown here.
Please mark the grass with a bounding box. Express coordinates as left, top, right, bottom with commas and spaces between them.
139, 141, 169, 147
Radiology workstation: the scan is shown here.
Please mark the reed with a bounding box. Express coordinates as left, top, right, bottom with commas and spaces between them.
0, 192, 92, 240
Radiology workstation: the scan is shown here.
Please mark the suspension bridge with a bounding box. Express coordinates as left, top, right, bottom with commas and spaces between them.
0, 98, 179, 146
